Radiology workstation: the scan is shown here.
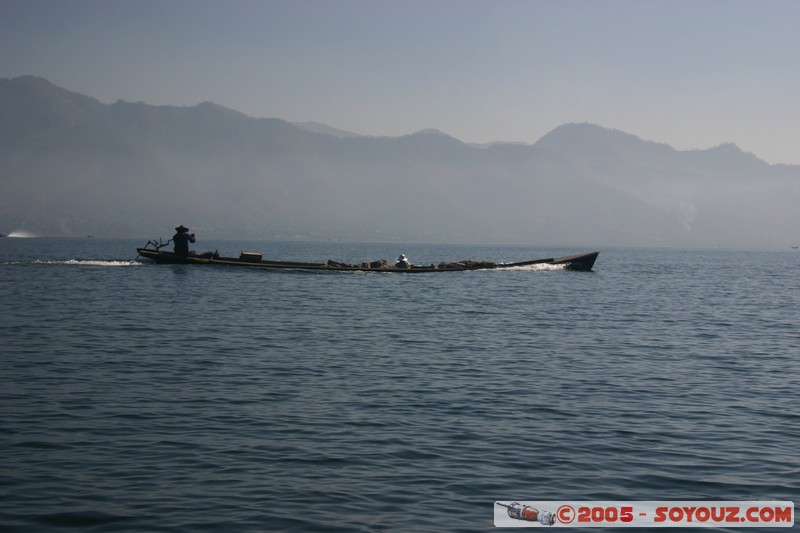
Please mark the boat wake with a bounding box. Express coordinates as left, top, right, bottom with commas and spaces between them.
497, 263, 566, 271
5, 231, 38, 238
5, 259, 142, 267
48, 260, 140, 267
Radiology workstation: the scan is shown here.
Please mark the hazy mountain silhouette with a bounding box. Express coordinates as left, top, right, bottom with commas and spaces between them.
536, 123, 799, 248
1, 76, 797, 248
293, 121, 362, 138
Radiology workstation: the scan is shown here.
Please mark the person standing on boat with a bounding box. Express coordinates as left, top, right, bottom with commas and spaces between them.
173, 225, 196, 257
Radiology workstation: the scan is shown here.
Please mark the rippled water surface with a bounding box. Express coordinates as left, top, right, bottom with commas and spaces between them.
1, 238, 798, 531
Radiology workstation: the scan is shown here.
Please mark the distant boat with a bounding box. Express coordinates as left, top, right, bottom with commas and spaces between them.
136, 243, 599, 273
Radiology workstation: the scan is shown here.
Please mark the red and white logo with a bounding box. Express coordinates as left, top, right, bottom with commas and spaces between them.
494, 501, 794, 527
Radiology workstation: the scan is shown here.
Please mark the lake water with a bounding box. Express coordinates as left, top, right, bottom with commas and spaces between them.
1, 238, 798, 531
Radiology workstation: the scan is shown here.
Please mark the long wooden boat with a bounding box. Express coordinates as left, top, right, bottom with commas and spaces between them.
136, 245, 598, 272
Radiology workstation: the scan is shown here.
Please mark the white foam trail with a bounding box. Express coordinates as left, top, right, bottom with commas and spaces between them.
31, 260, 140, 267
497, 263, 565, 271
6, 231, 38, 238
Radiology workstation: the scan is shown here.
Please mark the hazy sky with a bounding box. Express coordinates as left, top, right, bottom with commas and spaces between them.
2, 0, 798, 164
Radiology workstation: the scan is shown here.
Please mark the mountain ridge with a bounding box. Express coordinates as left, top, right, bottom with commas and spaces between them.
1, 76, 797, 248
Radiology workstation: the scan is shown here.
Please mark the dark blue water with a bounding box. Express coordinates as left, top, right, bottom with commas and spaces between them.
1, 238, 798, 531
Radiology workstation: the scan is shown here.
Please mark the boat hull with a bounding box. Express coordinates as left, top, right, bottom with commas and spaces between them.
136, 248, 598, 273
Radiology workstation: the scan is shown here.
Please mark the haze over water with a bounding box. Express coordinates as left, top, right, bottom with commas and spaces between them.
1, 238, 798, 531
